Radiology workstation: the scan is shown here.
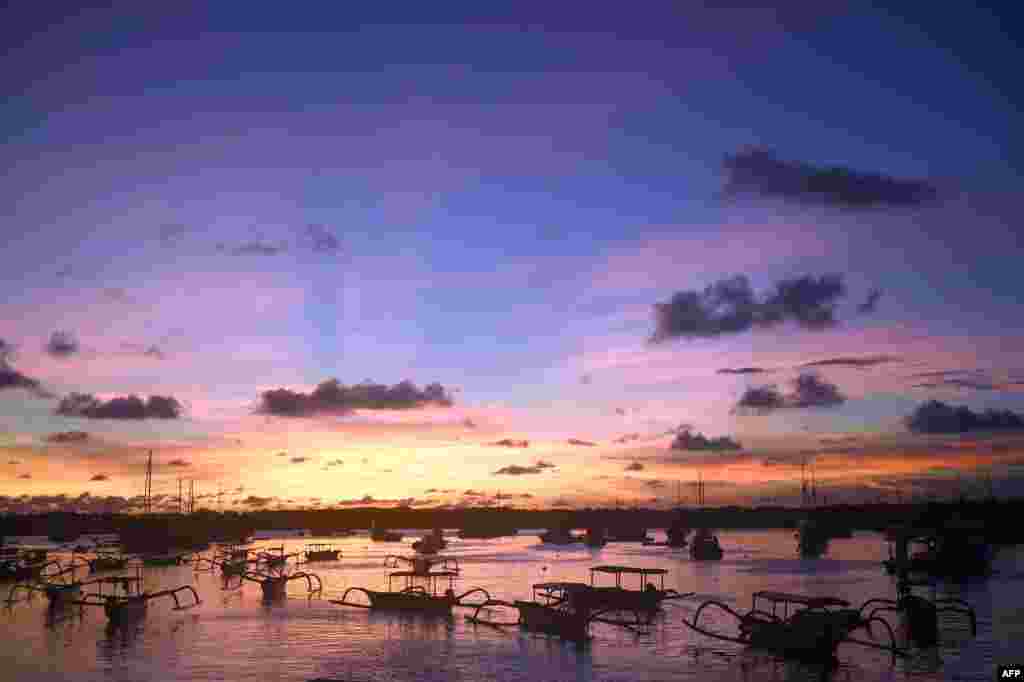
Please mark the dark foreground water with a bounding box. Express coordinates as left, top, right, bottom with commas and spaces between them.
1, 530, 1020, 681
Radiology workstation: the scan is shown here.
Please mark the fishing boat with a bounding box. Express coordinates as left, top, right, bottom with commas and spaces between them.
331, 565, 488, 614
586, 565, 689, 618
605, 527, 652, 543
303, 543, 341, 562
69, 570, 201, 627
539, 524, 580, 545
327, 529, 357, 537
0, 549, 59, 582
412, 528, 446, 554
457, 522, 518, 539
689, 528, 723, 560
683, 590, 904, 667
257, 545, 299, 569
860, 576, 977, 647
241, 567, 322, 601
140, 552, 186, 567
882, 521, 993, 578
86, 551, 130, 573
511, 582, 593, 641
796, 519, 830, 558
370, 522, 403, 543
584, 527, 607, 548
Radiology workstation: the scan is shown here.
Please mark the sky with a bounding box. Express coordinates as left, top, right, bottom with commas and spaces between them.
2, 3, 1022, 514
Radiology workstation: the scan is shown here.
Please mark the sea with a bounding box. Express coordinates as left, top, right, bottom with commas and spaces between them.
1, 529, 1020, 681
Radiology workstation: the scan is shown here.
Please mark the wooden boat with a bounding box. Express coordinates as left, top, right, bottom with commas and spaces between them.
860, 577, 977, 647
689, 528, 723, 560
796, 520, 830, 558
86, 551, 130, 573
584, 527, 607, 548
539, 525, 581, 545
513, 582, 593, 641
70, 570, 200, 627
385, 554, 459, 575
141, 552, 185, 567
241, 567, 322, 601
683, 590, 904, 666
331, 567, 488, 615
303, 543, 341, 562
0, 550, 59, 582
257, 546, 300, 569
412, 529, 446, 554
605, 528, 652, 543
882, 522, 993, 578
370, 523, 403, 542
586, 565, 688, 619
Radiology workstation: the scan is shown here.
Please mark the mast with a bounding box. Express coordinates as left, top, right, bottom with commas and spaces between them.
144, 450, 153, 514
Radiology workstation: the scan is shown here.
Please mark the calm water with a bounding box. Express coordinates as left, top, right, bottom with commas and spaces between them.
2, 530, 1020, 681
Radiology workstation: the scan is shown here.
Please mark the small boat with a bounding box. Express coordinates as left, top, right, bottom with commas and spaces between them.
241, 567, 322, 601
796, 520, 830, 558
457, 524, 518, 539
605, 528, 652, 543
87, 552, 130, 573
303, 543, 341, 562
412, 529, 447, 554
539, 525, 581, 545
689, 528, 723, 560
512, 582, 593, 641
0, 550, 58, 582
584, 527, 607, 548
385, 554, 459, 575
327, 529, 357, 537
70, 569, 201, 627
683, 590, 904, 667
141, 552, 185, 567
331, 565, 488, 615
882, 521, 993, 578
370, 522, 403, 542
257, 546, 300, 569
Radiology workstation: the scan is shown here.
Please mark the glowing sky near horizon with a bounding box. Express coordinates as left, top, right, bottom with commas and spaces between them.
2, 4, 1022, 513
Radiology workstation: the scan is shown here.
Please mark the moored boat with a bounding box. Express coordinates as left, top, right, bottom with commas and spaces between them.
689, 528, 723, 560
304, 543, 341, 562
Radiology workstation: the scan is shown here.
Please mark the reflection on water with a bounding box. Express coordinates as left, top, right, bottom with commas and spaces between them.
0, 530, 1018, 681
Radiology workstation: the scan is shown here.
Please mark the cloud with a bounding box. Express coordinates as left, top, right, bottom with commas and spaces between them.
324, 459, 343, 467
258, 378, 454, 417
625, 461, 644, 471
614, 407, 627, 416
722, 148, 939, 209
290, 456, 308, 464
275, 452, 288, 457
303, 224, 341, 254
487, 438, 529, 448
167, 458, 190, 467
535, 460, 557, 469
581, 373, 593, 385
857, 289, 882, 314
670, 429, 742, 451
567, 438, 596, 447
45, 330, 80, 358
18, 473, 31, 479
645, 480, 665, 488
800, 355, 900, 369
56, 393, 183, 419
120, 342, 165, 360
651, 273, 849, 342
735, 372, 846, 413
717, 367, 769, 375
494, 465, 543, 475
908, 369, 1024, 392
905, 400, 1024, 435
614, 433, 641, 444
462, 489, 486, 497
462, 418, 477, 429
90, 474, 110, 481
46, 431, 89, 443
242, 495, 274, 507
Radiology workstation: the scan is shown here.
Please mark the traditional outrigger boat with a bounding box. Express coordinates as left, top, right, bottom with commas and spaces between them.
539, 524, 581, 545
683, 590, 905, 666
369, 523, 403, 542
7, 559, 110, 608
796, 519, 831, 558
69, 570, 201, 627
467, 565, 690, 641
412, 528, 447, 554
140, 552, 187, 567
882, 522, 992, 578
303, 543, 341, 562
385, 554, 460, 575
241, 567, 322, 601
0, 549, 60, 582
860, 575, 977, 647
331, 565, 489, 614
689, 528, 723, 560
83, 550, 131, 573
257, 545, 300, 569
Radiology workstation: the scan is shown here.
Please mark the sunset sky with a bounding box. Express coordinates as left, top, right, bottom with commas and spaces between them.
2, 4, 1022, 514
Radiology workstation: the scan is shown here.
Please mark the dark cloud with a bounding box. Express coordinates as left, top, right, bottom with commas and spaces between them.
18, 473, 31, 479
614, 407, 627, 416
567, 438, 596, 447
910, 371, 1024, 392
722, 148, 939, 209
46, 431, 89, 443
487, 438, 529, 448
645, 480, 665, 489
45, 330, 79, 358
651, 274, 848, 342
242, 495, 274, 507
670, 429, 742, 451
336, 495, 377, 507
462, 418, 477, 429
8, 460, 20, 465
258, 378, 454, 417
735, 372, 846, 413
625, 461, 644, 471
717, 367, 768, 375
462, 489, 486, 497
324, 459, 343, 467
0, 493, 139, 514
56, 393, 183, 419
219, 240, 287, 256
167, 458, 190, 467
857, 289, 882, 314
535, 460, 557, 469
613, 433, 641, 444
494, 465, 543, 475
159, 223, 187, 246
800, 354, 900, 369
90, 474, 110, 481
120, 342, 165, 359
290, 456, 308, 464
302, 224, 342, 254
103, 287, 133, 303
276, 452, 288, 457
905, 400, 1024, 434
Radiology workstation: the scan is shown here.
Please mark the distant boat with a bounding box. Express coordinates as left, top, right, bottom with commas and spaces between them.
539, 525, 581, 545
584, 527, 607, 548
370, 522, 402, 542
412, 529, 447, 554
689, 528, 723, 561
605, 527, 652, 543
796, 519, 830, 558
666, 510, 690, 548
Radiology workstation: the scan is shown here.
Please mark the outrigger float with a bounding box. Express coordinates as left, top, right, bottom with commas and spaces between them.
682, 590, 906, 667
385, 554, 460, 575
331, 564, 489, 614
303, 543, 341, 562
467, 565, 691, 641
412, 529, 447, 554
860, 576, 977, 647
5, 559, 92, 607
68, 569, 201, 627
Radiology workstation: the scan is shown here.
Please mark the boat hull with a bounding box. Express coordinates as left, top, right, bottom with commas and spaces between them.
366, 590, 454, 613
305, 550, 340, 562
515, 601, 589, 640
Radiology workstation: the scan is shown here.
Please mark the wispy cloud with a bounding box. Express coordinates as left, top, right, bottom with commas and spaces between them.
799, 354, 900, 369
45, 330, 80, 358
735, 372, 846, 413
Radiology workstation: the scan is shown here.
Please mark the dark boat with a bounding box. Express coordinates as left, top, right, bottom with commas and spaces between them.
690, 528, 723, 560
604, 528, 652, 543
796, 520, 831, 558
412, 528, 446, 554
71, 570, 201, 627
304, 543, 341, 562
584, 527, 607, 548
332, 566, 488, 615
370, 522, 403, 542
539, 524, 581, 545
883, 520, 992, 578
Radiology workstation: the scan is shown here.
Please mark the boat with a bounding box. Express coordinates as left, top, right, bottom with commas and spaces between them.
370, 522, 403, 542
457, 523, 518, 539
860, 576, 977, 647
467, 565, 690, 641
605, 527, 652, 543
257, 545, 300, 569
0, 549, 58, 582
412, 528, 447, 554
683, 590, 904, 667
539, 524, 581, 545
385, 554, 459, 575
327, 529, 357, 537
241, 567, 322, 601
331, 565, 489, 615
689, 528, 723, 560
796, 519, 831, 558
85, 551, 130, 573
882, 520, 993, 578
140, 552, 186, 567
584, 527, 607, 548
303, 543, 341, 562
69, 569, 201, 627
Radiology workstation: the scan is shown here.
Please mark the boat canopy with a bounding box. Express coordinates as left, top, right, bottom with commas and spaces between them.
590, 565, 668, 590
752, 591, 850, 608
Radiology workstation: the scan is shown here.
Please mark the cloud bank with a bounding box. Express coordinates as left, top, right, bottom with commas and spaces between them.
259, 378, 454, 417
